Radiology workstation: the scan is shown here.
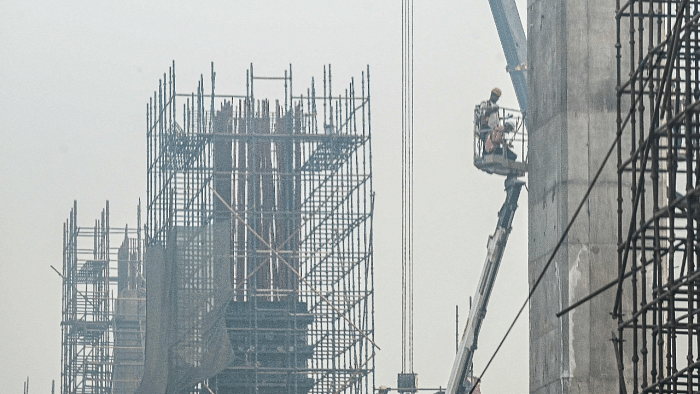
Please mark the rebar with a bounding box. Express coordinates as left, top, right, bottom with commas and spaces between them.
615, 1, 700, 392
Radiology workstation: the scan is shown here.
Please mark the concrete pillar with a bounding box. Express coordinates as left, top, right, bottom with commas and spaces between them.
527, 0, 619, 393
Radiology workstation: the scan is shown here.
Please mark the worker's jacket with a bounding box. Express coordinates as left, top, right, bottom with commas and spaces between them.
478, 99, 499, 131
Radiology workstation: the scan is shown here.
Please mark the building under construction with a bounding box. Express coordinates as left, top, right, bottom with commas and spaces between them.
53, 0, 700, 392
138, 63, 375, 394
60, 202, 146, 394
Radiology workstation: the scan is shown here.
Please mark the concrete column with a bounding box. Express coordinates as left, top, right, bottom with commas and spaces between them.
527, 0, 619, 393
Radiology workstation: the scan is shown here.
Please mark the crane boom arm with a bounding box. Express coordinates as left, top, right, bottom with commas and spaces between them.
488, 0, 528, 114
445, 176, 524, 394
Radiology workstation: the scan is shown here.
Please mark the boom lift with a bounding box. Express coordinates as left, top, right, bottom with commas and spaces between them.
445, 175, 524, 394
445, 1, 528, 393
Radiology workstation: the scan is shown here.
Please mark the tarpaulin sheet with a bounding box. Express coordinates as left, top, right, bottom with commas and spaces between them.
136, 224, 233, 394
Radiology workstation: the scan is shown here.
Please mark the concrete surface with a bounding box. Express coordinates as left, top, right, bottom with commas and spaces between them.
527, 0, 621, 392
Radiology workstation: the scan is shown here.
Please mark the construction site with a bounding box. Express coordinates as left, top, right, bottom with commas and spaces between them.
44, 0, 700, 393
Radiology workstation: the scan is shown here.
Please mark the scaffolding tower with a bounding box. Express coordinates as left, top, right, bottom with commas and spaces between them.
61, 202, 145, 394
615, 1, 700, 392
145, 62, 375, 394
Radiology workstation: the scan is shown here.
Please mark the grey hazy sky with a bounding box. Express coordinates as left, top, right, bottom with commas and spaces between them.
0, 1, 529, 392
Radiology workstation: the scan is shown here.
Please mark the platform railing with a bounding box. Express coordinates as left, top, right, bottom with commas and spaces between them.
473, 105, 528, 176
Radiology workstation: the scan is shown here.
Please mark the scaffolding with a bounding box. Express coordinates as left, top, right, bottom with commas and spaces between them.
61, 202, 145, 394
145, 62, 375, 394
614, 1, 700, 392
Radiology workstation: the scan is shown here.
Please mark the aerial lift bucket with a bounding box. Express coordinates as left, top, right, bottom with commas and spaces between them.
473, 105, 528, 177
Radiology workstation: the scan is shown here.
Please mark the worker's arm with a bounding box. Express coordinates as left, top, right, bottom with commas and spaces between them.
483, 104, 499, 115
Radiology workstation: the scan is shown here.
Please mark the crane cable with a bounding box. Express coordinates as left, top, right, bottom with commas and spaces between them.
401, 0, 415, 374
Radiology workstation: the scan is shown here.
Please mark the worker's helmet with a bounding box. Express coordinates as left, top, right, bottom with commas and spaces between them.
491, 87, 502, 97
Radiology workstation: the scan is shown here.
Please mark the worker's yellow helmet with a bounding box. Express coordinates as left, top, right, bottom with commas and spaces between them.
491, 87, 502, 97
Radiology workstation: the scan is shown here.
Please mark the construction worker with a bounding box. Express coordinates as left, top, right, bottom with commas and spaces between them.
478, 87, 502, 151
480, 88, 501, 128
484, 119, 517, 160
